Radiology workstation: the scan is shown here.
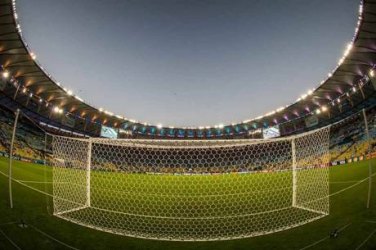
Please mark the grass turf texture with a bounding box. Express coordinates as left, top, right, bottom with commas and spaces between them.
54, 167, 325, 240
0, 157, 375, 249
53, 165, 327, 240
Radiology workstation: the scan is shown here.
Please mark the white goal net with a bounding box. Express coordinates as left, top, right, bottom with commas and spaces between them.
52, 126, 330, 241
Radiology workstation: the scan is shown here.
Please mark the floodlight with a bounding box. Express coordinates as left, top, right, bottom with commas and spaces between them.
2, 71, 9, 79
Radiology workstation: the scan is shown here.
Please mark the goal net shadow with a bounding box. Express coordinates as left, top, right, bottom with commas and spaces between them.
52, 127, 330, 241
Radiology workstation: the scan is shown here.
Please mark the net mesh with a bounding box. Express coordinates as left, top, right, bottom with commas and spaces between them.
52, 126, 330, 241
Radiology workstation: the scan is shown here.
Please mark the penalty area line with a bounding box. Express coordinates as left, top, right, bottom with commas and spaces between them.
28, 224, 80, 250
355, 228, 376, 250
16, 180, 67, 184
0, 228, 21, 250
330, 180, 359, 184
0, 221, 17, 226
0, 170, 53, 197
299, 223, 351, 250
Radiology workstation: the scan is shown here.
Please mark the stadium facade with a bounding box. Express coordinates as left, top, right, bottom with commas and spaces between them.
0, 0, 375, 140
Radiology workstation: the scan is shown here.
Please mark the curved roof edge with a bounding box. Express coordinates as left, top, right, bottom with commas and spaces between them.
0, 0, 376, 138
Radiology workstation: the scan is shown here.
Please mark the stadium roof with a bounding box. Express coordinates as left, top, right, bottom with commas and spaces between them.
0, 0, 376, 138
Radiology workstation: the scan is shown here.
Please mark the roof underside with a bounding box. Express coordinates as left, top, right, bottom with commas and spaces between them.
0, 0, 376, 138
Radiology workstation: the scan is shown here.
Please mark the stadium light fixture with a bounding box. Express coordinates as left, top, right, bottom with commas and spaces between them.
2, 70, 9, 79
338, 57, 345, 65
370, 69, 375, 78
321, 106, 328, 112
58, 108, 63, 114
315, 109, 321, 115
265, 111, 275, 116
30, 52, 37, 60
74, 95, 84, 102
29, 93, 33, 98
39, 98, 43, 103
53, 106, 59, 113
352, 87, 356, 93
276, 107, 284, 112
344, 43, 353, 57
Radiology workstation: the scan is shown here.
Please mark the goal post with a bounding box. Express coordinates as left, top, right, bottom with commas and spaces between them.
292, 128, 330, 215
52, 136, 92, 216
52, 126, 330, 241
291, 138, 297, 207
86, 138, 92, 207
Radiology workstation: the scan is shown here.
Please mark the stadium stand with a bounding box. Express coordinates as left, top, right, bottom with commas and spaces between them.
0, 107, 45, 161
0, 103, 375, 167
329, 107, 376, 163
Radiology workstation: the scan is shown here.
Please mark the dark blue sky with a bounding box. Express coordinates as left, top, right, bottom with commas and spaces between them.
17, 0, 359, 127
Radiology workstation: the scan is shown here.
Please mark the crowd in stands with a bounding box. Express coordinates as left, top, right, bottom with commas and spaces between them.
0, 108, 45, 161
329, 107, 376, 163
0, 105, 375, 167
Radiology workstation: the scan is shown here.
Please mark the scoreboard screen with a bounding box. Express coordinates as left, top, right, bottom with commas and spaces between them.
100, 126, 118, 139
263, 125, 280, 139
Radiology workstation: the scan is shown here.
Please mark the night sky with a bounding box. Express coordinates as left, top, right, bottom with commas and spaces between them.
17, 0, 359, 127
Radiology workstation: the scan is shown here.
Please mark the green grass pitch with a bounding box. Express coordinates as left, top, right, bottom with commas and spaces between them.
1, 157, 376, 249
53, 165, 327, 241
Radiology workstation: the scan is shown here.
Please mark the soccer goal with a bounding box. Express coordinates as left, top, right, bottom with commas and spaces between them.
52, 126, 330, 241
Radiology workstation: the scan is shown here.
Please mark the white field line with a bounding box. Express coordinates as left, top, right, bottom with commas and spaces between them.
16, 180, 53, 184
16, 180, 68, 185
365, 220, 376, 224
329, 172, 376, 197
84, 179, 355, 198
0, 168, 374, 220
298, 171, 376, 209
355, 228, 376, 250
330, 180, 359, 184
28, 224, 80, 250
0, 228, 22, 250
299, 223, 351, 250
0, 221, 17, 226
0, 170, 85, 207
90, 204, 295, 220
0, 169, 53, 197
91, 184, 293, 197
